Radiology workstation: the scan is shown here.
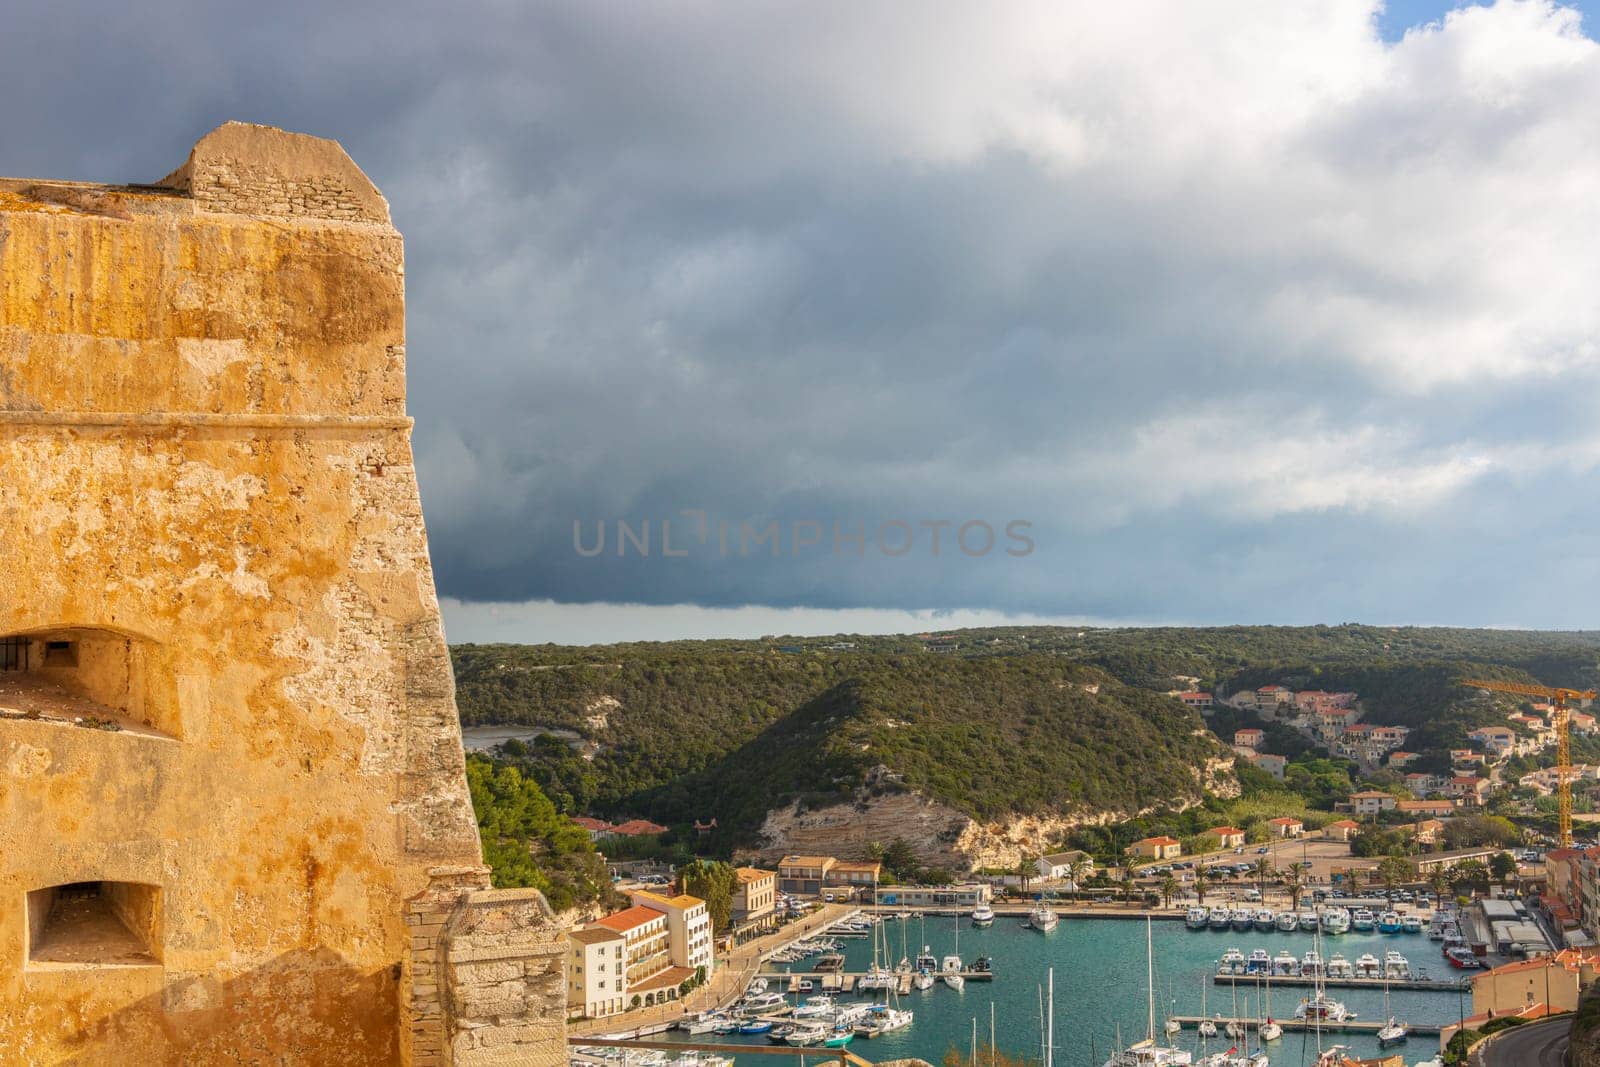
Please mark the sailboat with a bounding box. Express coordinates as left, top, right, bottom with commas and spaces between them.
1257, 967, 1281, 1042
943, 914, 966, 989
1295, 924, 1354, 1022
1101, 919, 1194, 1066
1375, 977, 1408, 1047
1197, 977, 1217, 1038
854, 918, 913, 1037
1164, 978, 1182, 1037
1224, 982, 1245, 1039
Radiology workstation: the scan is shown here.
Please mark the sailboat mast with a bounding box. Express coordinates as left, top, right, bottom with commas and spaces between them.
1145, 917, 1156, 1043
1046, 967, 1055, 1067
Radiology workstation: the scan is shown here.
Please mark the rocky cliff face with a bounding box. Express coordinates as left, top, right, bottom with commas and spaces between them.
758, 755, 1231, 870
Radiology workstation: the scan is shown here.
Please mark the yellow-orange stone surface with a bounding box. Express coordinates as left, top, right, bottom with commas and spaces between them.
0, 123, 559, 1065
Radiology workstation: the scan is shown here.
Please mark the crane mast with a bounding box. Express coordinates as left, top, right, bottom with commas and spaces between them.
1461, 678, 1597, 848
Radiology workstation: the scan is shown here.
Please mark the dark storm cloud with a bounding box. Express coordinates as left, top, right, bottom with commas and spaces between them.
8, 0, 1600, 627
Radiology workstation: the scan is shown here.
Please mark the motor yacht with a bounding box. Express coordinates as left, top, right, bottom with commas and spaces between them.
1326, 953, 1354, 979
1209, 907, 1233, 930
1354, 953, 1380, 978
1253, 908, 1277, 931
1027, 905, 1059, 932
1294, 993, 1353, 1022
1219, 948, 1245, 974
1349, 908, 1375, 931
1230, 908, 1255, 931
1377, 910, 1403, 934
1187, 906, 1211, 930
1245, 949, 1270, 975
1275, 911, 1299, 932
971, 904, 995, 927
1271, 950, 1299, 976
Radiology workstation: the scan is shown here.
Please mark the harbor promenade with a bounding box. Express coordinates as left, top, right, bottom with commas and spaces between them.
568, 903, 861, 1038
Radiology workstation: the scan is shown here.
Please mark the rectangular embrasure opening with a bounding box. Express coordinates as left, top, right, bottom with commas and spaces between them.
26, 881, 162, 967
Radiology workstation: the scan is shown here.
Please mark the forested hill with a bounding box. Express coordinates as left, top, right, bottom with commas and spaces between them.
452, 646, 1226, 842
451, 625, 1600, 844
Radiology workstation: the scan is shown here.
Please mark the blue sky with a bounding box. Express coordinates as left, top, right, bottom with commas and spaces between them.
6, 1, 1600, 643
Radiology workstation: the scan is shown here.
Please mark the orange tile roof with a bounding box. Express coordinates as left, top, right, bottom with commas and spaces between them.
611, 819, 668, 836
1327, 819, 1360, 828
779, 855, 835, 867
569, 926, 625, 945
1206, 827, 1245, 836
735, 867, 774, 883
1268, 817, 1302, 825
1134, 836, 1181, 847
630, 965, 697, 993
592, 905, 664, 934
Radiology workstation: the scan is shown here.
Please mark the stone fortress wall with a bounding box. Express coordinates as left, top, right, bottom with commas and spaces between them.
0, 123, 564, 1065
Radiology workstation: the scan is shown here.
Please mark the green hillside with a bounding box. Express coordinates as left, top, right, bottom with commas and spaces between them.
452, 624, 1600, 848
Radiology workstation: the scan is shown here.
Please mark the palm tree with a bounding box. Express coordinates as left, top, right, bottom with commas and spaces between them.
1193, 868, 1211, 906
1427, 865, 1450, 902
1015, 855, 1034, 896
1253, 855, 1275, 897
1159, 874, 1180, 909
1068, 857, 1095, 895
1281, 862, 1308, 912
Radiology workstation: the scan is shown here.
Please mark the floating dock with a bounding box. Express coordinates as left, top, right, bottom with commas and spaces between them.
1213, 973, 1463, 992
1171, 1015, 1441, 1036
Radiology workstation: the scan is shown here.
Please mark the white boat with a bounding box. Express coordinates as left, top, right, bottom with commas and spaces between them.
679, 1012, 727, 1034
856, 966, 897, 991
1187, 906, 1211, 930
914, 944, 938, 973
786, 1022, 829, 1046
1326, 953, 1354, 979
1258, 1018, 1281, 1042
1377, 1016, 1407, 1045
1102, 1038, 1194, 1067
1197, 1018, 1217, 1038
942, 954, 963, 975
1219, 948, 1245, 974
1244, 949, 1270, 975
1165, 1017, 1182, 1036
943, 972, 965, 991
1275, 911, 1298, 932
1028, 905, 1059, 932
1300, 950, 1323, 977
1271, 950, 1299, 976
1210, 907, 1233, 930
746, 978, 769, 996
1319, 907, 1350, 935
971, 904, 995, 927
1383, 951, 1411, 980
1253, 908, 1276, 931
1378, 911, 1403, 934
913, 971, 935, 990
854, 1007, 914, 1037
1298, 912, 1320, 931
1295, 993, 1354, 1022
1230, 908, 1254, 931
1401, 915, 1424, 934
741, 992, 787, 1013
792, 995, 835, 1019
1350, 908, 1375, 931
1354, 953, 1380, 978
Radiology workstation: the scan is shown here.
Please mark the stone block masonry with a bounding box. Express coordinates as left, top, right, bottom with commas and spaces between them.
0, 122, 567, 1064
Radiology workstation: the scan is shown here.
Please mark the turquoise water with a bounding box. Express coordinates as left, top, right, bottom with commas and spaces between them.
658, 916, 1466, 1067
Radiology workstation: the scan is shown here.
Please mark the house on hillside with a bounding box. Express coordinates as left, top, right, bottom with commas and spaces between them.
572, 816, 615, 841
1267, 817, 1304, 838
777, 856, 836, 895
611, 819, 669, 837
1397, 798, 1454, 818
1448, 776, 1492, 806
1387, 750, 1420, 768
1349, 790, 1397, 817
1248, 752, 1287, 779
1127, 836, 1182, 860
1233, 728, 1264, 749
1324, 819, 1361, 842
1203, 826, 1246, 850
1176, 692, 1214, 712
1036, 851, 1092, 884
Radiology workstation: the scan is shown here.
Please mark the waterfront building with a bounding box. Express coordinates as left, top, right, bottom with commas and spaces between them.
875, 883, 992, 908
778, 855, 837, 895
732, 867, 777, 923
1127, 835, 1182, 860
1036, 850, 1092, 882
568, 926, 628, 1019
1267, 816, 1304, 837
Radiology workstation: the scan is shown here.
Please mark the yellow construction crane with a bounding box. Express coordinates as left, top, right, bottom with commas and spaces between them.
1461, 678, 1598, 848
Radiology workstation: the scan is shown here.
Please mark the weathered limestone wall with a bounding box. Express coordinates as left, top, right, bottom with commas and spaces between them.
0, 123, 566, 1065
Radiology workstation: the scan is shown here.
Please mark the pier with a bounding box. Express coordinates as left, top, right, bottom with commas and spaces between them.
768, 971, 995, 995
1170, 1015, 1442, 1036
1212, 973, 1463, 992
